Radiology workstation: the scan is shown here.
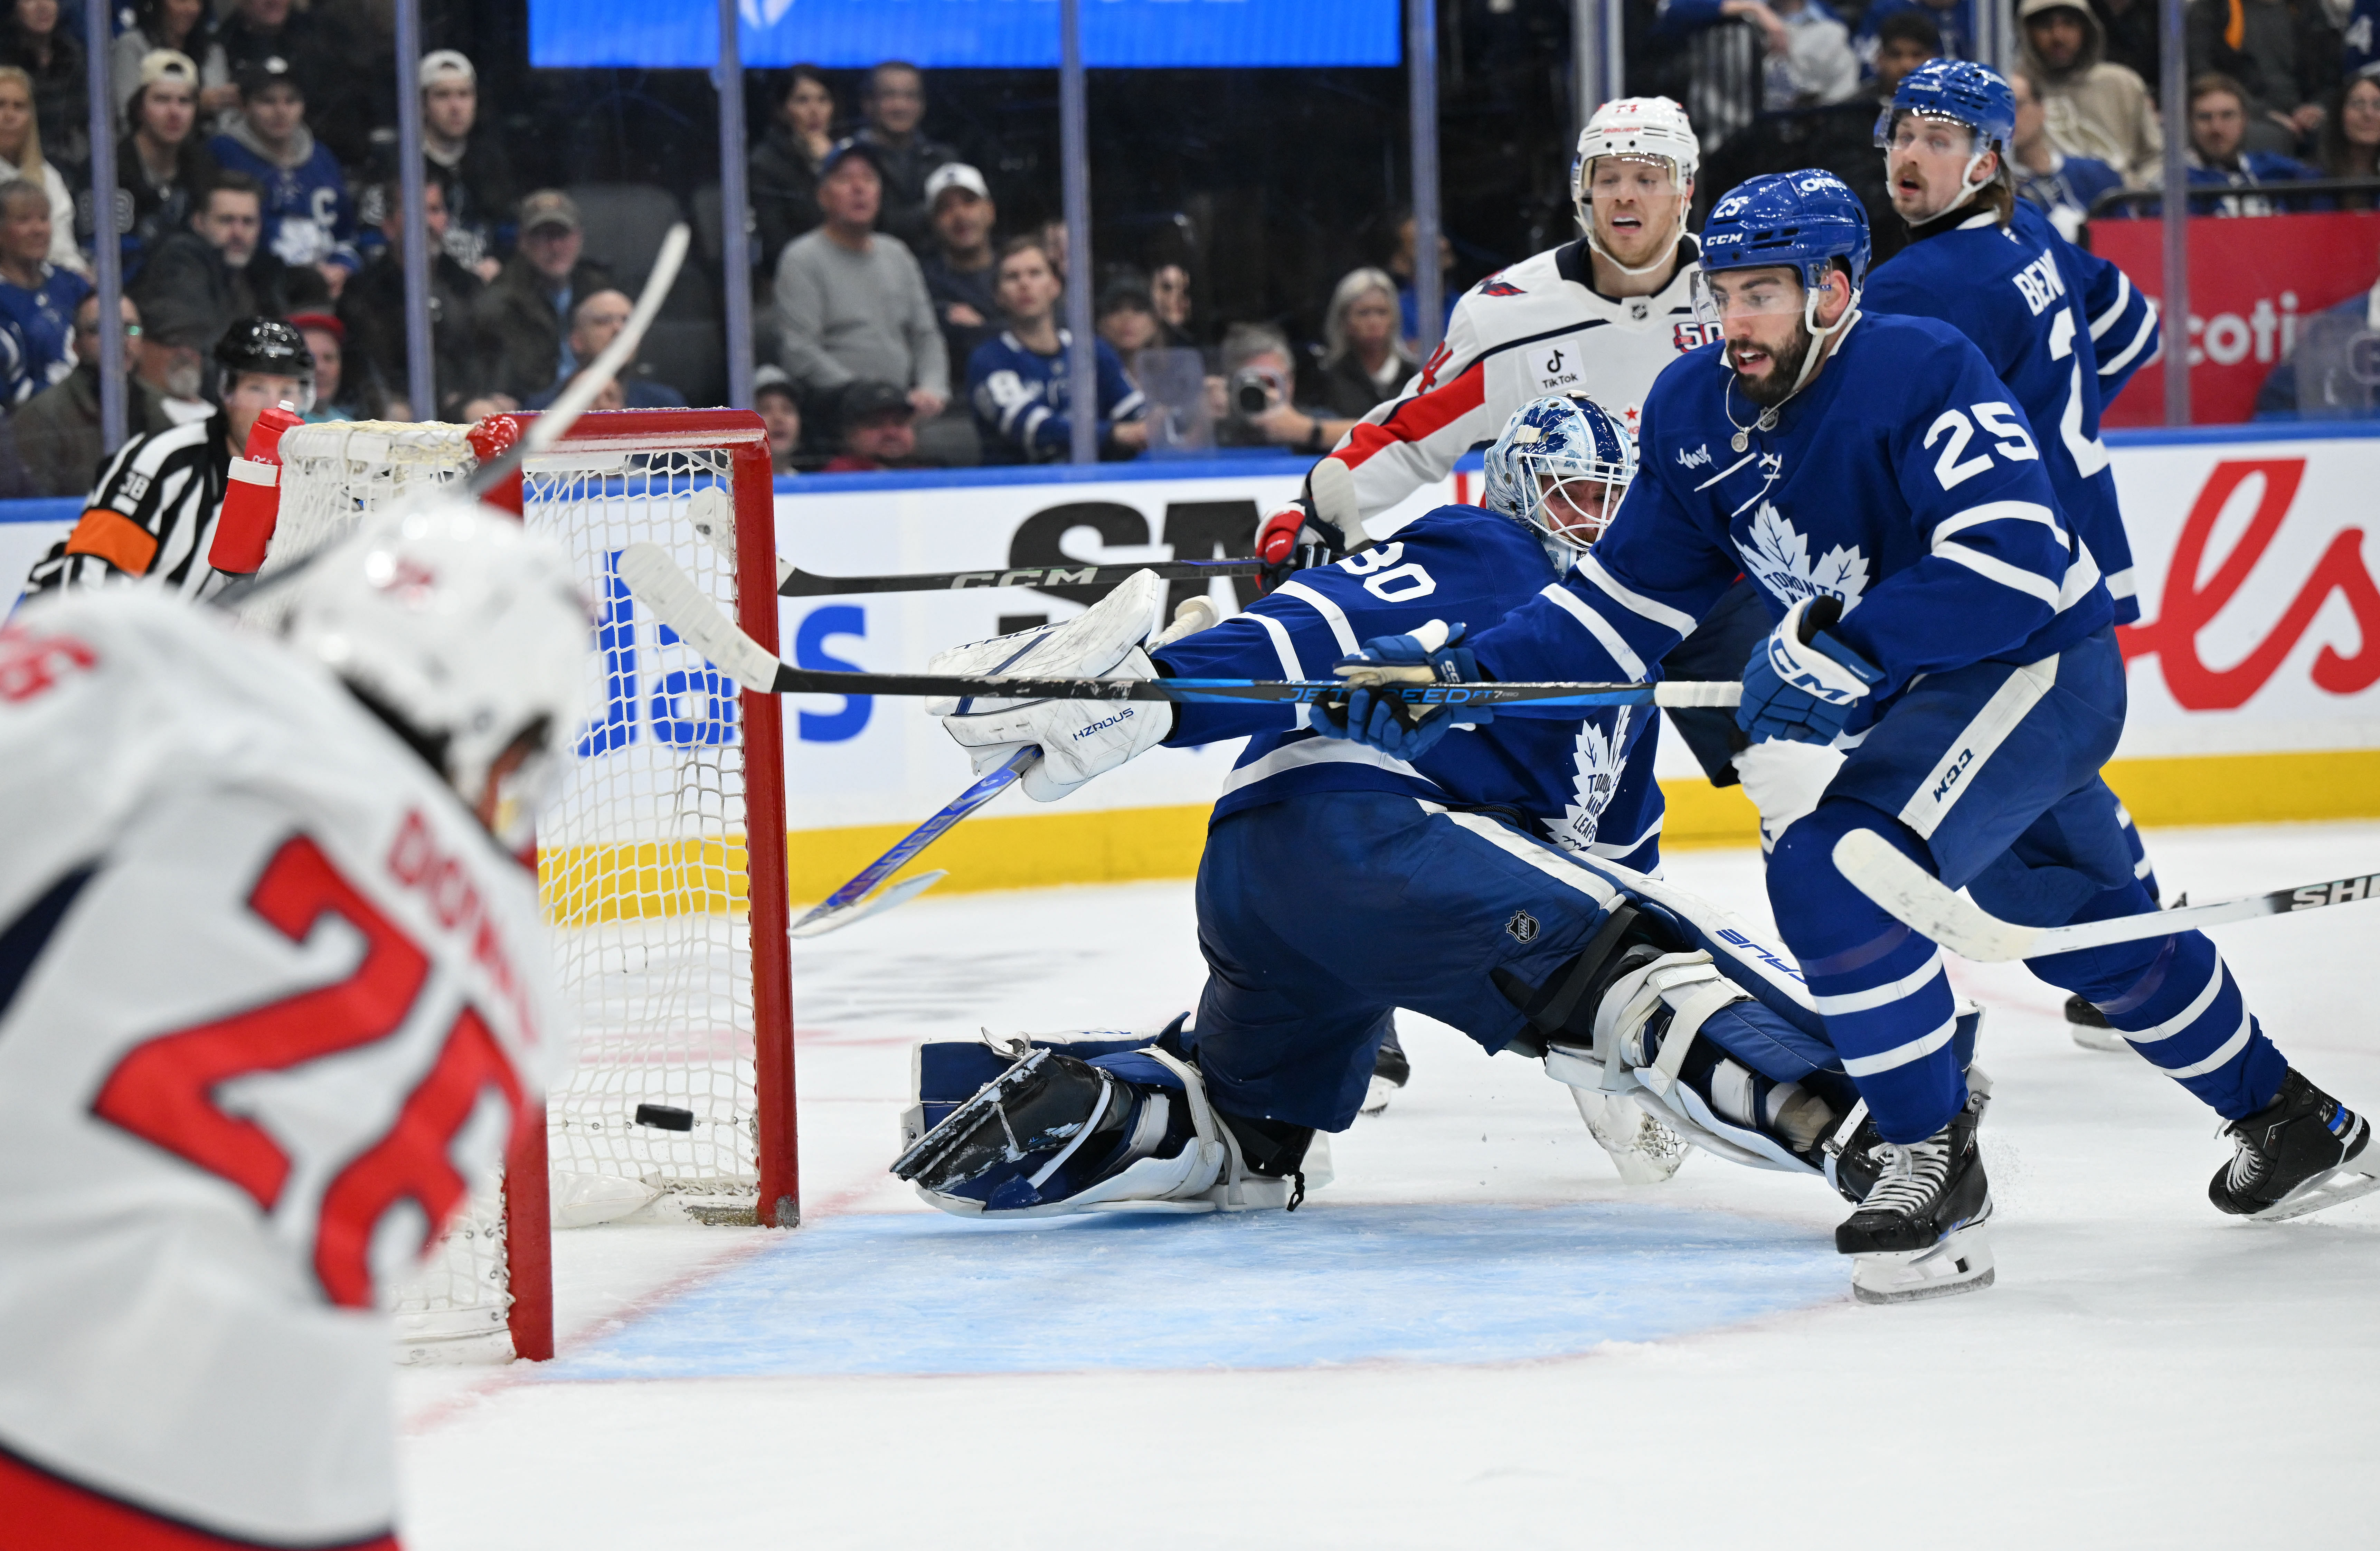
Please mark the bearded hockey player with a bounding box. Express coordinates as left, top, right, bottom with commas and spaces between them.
1326, 171, 2374, 1298
1858, 58, 2168, 1053
0, 505, 589, 1549
889, 396, 1987, 1302
22, 318, 315, 602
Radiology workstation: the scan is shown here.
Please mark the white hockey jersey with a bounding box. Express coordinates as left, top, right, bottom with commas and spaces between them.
0, 593, 561, 1547
1325, 237, 1712, 524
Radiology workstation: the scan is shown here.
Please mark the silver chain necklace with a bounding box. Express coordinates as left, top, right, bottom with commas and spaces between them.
1722, 374, 1780, 454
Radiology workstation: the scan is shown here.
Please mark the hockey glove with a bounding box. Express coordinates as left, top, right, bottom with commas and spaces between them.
1311, 620, 1494, 761
1255, 496, 1345, 594
1736, 596, 1883, 746
928, 569, 1174, 802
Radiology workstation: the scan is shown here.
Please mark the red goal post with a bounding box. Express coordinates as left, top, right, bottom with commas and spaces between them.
266, 408, 799, 1362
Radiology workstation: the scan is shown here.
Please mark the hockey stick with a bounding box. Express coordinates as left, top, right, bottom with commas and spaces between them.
676, 491, 1264, 597
1832, 829, 2380, 963
774, 557, 1263, 598
615, 542, 1741, 712
790, 747, 1037, 938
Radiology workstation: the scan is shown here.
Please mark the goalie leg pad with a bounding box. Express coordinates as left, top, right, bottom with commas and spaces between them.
894, 1023, 1328, 1217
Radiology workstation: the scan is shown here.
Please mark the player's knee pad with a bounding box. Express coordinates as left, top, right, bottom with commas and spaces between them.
894, 1021, 1330, 1217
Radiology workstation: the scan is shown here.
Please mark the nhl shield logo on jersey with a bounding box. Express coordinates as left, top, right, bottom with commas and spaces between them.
1506, 909, 1540, 943
1737, 500, 1870, 610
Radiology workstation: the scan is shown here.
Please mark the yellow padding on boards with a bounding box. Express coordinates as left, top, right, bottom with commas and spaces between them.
537, 750, 2380, 917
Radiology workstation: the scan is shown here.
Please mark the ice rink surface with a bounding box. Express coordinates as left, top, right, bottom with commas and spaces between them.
397, 822, 2380, 1549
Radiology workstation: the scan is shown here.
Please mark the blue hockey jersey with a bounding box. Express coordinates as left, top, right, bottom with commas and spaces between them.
1465, 312, 2113, 738
206, 128, 359, 272
966, 329, 1145, 464
0, 263, 89, 406
1152, 505, 1665, 866
1862, 199, 2159, 623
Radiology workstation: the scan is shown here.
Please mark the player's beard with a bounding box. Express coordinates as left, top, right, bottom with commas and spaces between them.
1735, 323, 1814, 409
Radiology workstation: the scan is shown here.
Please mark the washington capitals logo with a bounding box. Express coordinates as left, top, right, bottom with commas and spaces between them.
1478, 277, 1526, 297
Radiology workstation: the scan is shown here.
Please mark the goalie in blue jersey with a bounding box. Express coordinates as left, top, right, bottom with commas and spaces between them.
891, 395, 1980, 1302
1323, 170, 2374, 1301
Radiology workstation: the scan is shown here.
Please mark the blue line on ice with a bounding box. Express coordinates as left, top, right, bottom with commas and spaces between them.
544, 1202, 1843, 1379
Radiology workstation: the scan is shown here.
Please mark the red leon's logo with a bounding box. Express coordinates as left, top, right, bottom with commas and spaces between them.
2119, 458, 2380, 710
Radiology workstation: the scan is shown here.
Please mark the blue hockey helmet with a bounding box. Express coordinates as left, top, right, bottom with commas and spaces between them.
1876, 59, 2017, 153
1696, 170, 1872, 296
1482, 394, 1638, 562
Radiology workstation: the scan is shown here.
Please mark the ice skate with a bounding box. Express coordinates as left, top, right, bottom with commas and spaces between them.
1833, 1087, 1994, 1305
2209, 1069, 2379, 1222
2065, 993, 2131, 1053
1360, 1027, 1410, 1116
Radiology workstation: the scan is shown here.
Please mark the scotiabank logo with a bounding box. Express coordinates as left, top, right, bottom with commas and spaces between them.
2118, 458, 2380, 709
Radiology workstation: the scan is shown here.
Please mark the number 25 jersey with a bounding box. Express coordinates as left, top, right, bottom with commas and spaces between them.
0, 593, 560, 1547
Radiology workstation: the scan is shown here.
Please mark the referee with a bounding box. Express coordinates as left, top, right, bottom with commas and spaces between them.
22, 319, 314, 601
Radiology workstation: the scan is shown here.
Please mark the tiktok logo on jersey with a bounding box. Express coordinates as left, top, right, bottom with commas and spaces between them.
1736, 501, 1871, 611
1538, 346, 1581, 392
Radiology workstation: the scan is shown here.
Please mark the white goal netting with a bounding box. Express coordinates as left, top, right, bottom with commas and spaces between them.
264, 420, 775, 1364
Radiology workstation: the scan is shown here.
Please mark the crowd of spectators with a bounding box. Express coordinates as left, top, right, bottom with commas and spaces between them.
0, 0, 2368, 501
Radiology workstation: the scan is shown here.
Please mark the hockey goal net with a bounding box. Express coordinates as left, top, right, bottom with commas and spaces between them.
257, 410, 798, 1363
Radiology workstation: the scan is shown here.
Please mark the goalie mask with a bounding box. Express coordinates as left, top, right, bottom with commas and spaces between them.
283, 502, 594, 850
1482, 394, 1638, 566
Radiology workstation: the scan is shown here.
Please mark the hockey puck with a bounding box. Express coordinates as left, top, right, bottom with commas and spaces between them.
634, 1103, 697, 1132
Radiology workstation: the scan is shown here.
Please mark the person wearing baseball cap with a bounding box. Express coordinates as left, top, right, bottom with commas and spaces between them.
117, 50, 219, 278
204, 56, 361, 283
823, 379, 921, 472
414, 48, 513, 282
473, 187, 616, 402
919, 162, 1000, 375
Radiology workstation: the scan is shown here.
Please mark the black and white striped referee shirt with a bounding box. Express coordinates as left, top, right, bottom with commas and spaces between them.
21, 412, 232, 601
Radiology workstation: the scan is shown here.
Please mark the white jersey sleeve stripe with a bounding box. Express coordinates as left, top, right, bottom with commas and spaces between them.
1932, 542, 2064, 606
1930, 500, 2068, 549
1575, 550, 1700, 638
2099, 309, 2158, 377
1273, 579, 1361, 656
1537, 581, 1648, 680
2089, 269, 2132, 340
1250, 609, 1311, 730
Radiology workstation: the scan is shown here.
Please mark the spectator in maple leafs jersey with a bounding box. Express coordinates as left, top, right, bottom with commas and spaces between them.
899, 395, 1891, 1224
1329, 172, 2376, 1294
206, 57, 359, 294
966, 236, 1146, 464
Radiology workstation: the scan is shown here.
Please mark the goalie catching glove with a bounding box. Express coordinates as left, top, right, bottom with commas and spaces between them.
929, 568, 1181, 803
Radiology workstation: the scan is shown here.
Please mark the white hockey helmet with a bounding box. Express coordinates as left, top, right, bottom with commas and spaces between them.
1572, 96, 1700, 257
283, 501, 594, 849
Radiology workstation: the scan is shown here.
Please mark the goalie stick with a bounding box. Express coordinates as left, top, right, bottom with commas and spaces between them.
615, 542, 1741, 712
790, 747, 1036, 938
1832, 829, 2380, 963
677, 487, 1265, 597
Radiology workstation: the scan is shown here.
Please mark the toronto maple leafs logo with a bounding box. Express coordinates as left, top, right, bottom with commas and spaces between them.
1736, 501, 1869, 610
1557, 708, 1632, 853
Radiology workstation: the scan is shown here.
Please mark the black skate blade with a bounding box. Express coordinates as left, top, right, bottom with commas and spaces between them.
2245, 1166, 2380, 1223
891, 1047, 1054, 1185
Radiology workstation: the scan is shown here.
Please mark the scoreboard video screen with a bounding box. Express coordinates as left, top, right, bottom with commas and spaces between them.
530, 0, 1403, 69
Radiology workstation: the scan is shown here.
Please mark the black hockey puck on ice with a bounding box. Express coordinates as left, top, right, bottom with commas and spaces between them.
634, 1104, 697, 1132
